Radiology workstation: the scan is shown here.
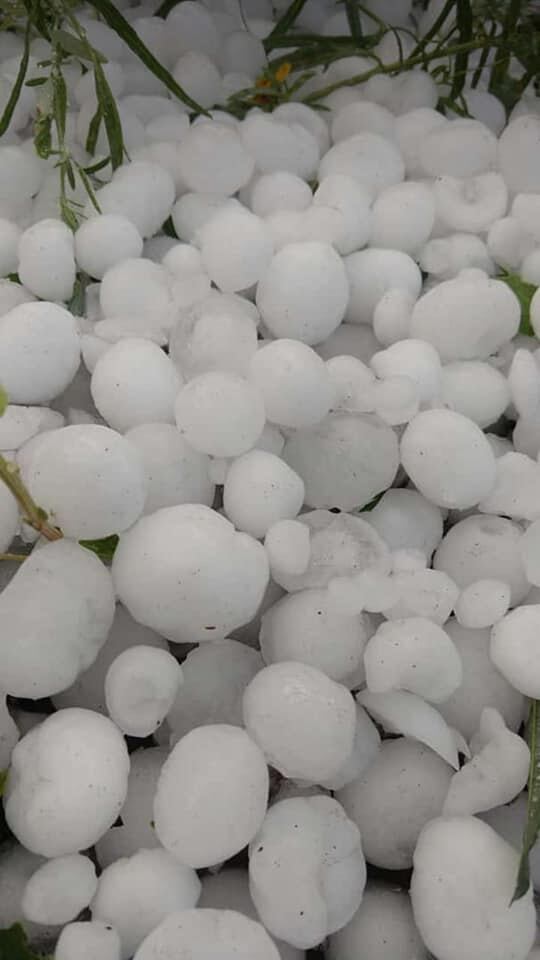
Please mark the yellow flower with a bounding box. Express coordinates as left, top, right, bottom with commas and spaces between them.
275, 62, 292, 83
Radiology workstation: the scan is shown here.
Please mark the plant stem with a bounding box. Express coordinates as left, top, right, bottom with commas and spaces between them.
0, 455, 62, 541
0, 553, 27, 562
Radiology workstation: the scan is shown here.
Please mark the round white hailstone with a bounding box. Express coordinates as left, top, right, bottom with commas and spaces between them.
53, 603, 167, 716
338, 737, 453, 870
264, 518, 311, 578
344, 248, 421, 326
249, 339, 334, 429
443, 707, 530, 817
410, 273, 520, 361
520, 517, 540, 587
90, 339, 182, 432
481, 794, 540, 892
319, 133, 404, 198
154, 724, 268, 868
240, 114, 320, 179
134, 908, 279, 960
0, 406, 64, 453
420, 233, 495, 280
312, 175, 372, 255
199, 206, 273, 293
0, 218, 21, 275
411, 816, 536, 960
521, 249, 540, 286
369, 181, 435, 254
370, 339, 441, 404
171, 193, 229, 244
124, 423, 214, 512
167, 639, 262, 743
95, 746, 167, 868
165, 1, 219, 59
90, 162, 175, 239
105, 646, 182, 738
170, 294, 258, 380
327, 882, 427, 960
0, 481, 18, 553
174, 372, 265, 457
249, 796, 365, 950
260, 588, 374, 683
371, 376, 419, 426
0, 844, 56, 941
498, 115, 540, 194
455, 579, 511, 629
0, 540, 114, 699
22, 855, 97, 925
256, 242, 348, 345
283, 412, 399, 511
440, 361, 510, 428
74, 215, 143, 280
511, 193, 540, 243
438, 621, 524, 741
243, 661, 356, 782
219, 30, 265, 76
434, 513, 529, 605
372, 288, 415, 345
223, 450, 304, 539
172, 52, 222, 109
487, 216, 536, 272
491, 605, 540, 698
23, 424, 146, 539
176, 122, 254, 195
18, 218, 75, 302
0, 278, 35, 318
319, 702, 381, 791
250, 172, 312, 217
91, 848, 200, 960
418, 118, 497, 177
479, 451, 540, 521
364, 617, 462, 704
162, 243, 203, 276
357, 688, 459, 768
433, 172, 508, 233
273, 102, 330, 156
55, 921, 121, 960
400, 409, 496, 509
387, 68, 438, 114
5, 708, 129, 857
365, 489, 443, 560
325, 355, 375, 413
450, 88, 506, 136
99, 257, 177, 339
331, 101, 396, 143
112, 504, 269, 643
395, 107, 447, 176
0, 300, 80, 405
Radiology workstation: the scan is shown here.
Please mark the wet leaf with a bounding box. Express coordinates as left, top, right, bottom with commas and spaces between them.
79, 534, 119, 563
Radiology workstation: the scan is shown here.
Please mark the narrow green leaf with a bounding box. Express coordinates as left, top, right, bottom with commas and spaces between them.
93, 60, 124, 169
51, 28, 107, 63
450, 0, 473, 98
52, 72, 67, 142
360, 490, 385, 512
0, 922, 52, 960
87, 0, 208, 113
85, 101, 103, 157
65, 159, 76, 192
162, 215, 178, 239
514, 699, 540, 900
499, 271, 537, 337
266, 0, 310, 47
79, 534, 119, 563
83, 155, 110, 176
59, 197, 80, 232
344, 0, 363, 41
0, 768, 7, 795
25, 76, 48, 87
0, 19, 30, 137
34, 112, 53, 159
155, 0, 186, 17
0, 387, 7, 417
77, 167, 102, 213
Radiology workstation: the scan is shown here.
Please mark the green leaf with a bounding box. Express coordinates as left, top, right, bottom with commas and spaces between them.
0, 769, 7, 795
514, 699, 540, 900
266, 0, 310, 47
51, 28, 107, 63
52, 71, 68, 142
499, 271, 537, 337
155, 0, 185, 16
0, 386, 7, 417
450, 0, 473, 99
93, 60, 124, 169
344, 0, 363, 41
25, 77, 48, 87
87, 0, 208, 114
0, 19, 30, 137
34, 111, 53, 159
85, 102, 103, 157
162, 215, 178, 239
0, 923, 52, 960
79, 534, 119, 563
360, 490, 385, 512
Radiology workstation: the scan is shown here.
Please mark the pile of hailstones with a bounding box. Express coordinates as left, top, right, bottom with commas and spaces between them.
3, 3, 540, 960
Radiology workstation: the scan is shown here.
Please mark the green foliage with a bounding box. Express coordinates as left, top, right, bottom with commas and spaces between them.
499, 271, 537, 337
79, 534, 119, 563
0, 924, 52, 960
0, 769, 7, 796
0, 386, 7, 418
514, 699, 540, 900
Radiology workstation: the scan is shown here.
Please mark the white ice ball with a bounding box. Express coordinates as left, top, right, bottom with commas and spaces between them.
133, 908, 280, 960
125, 423, 215, 512
250, 172, 312, 217
249, 338, 334, 429
490, 605, 540, 698
498, 115, 540, 194
199, 206, 273, 293
175, 371, 265, 457
18, 219, 76, 302
344, 248, 421, 325
91, 339, 182, 432
319, 132, 404, 198
327, 883, 427, 960
55, 921, 121, 960
418, 119, 497, 177
74, 215, 143, 280
154, 724, 268, 868
223, 449, 304, 538
440, 360, 510, 428
105, 645, 183, 738
0, 300, 80, 404
22, 855, 97, 925
455, 579, 510, 629
369, 181, 435, 254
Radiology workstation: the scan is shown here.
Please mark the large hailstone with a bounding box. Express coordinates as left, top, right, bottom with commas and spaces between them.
105, 645, 183, 738
174, 371, 265, 457
443, 708, 530, 816
364, 617, 462, 703
22, 424, 146, 540
154, 724, 269, 868
243, 662, 356, 782
337, 738, 453, 870
18, 218, 76, 302
249, 796, 366, 950
22, 854, 97, 925
4, 708, 129, 857
91, 848, 201, 960
0, 540, 115, 698
411, 816, 536, 960
490, 605, 540, 698
327, 882, 428, 960
283, 412, 399, 511
54, 921, 121, 960
365, 488, 443, 560
112, 504, 269, 643
223, 450, 305, 538
134, 908, 280, 960
0, 300, 80, 404
400, 409, 496, 509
